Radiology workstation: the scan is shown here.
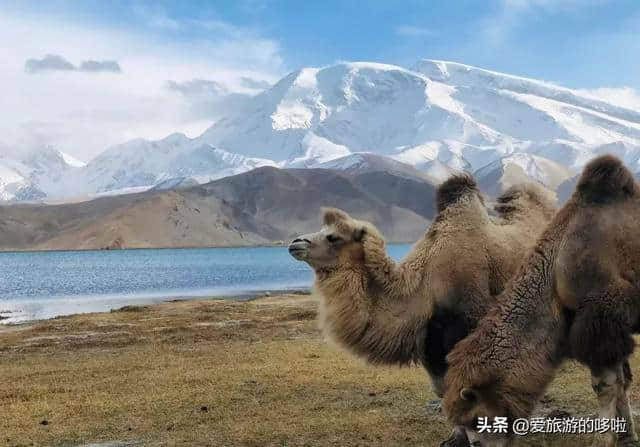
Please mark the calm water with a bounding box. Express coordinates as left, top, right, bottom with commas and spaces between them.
0, 245, 411, 323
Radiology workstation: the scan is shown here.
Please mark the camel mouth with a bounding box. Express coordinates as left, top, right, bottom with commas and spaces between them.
288, 242, 309, 260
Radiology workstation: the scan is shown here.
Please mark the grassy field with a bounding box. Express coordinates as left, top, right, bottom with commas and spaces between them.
0, 293, 637, 447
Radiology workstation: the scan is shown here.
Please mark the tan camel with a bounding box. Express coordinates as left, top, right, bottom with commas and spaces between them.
443, 155, 640, 447
288, 175, 557, 446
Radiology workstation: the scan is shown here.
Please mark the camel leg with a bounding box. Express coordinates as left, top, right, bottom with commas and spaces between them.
430, 373, 445, 399
591, 366, 622, 447
424, 370, 445, 413
424, 373, 469, 446
616, 360, 639, 446
439, 425, 470, 447
569, 292, 638, 446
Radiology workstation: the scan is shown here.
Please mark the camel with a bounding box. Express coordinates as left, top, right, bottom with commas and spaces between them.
288, 174, 557, 446
443, 155, 640, 447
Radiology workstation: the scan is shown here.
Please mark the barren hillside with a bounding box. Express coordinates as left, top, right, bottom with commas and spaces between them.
0, 167, 438, 251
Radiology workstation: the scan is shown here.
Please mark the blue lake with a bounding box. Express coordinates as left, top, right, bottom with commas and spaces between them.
0, 245, 412, 323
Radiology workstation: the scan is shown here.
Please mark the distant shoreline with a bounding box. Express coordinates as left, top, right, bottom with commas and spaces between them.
164, 288, 312, 303
0, 240, 417, 254
0, 241, 289, 255
0, 288, 312, 326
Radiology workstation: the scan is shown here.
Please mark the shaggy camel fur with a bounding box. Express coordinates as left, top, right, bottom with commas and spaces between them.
288, 175, 556, 447
443, 155, 640, 447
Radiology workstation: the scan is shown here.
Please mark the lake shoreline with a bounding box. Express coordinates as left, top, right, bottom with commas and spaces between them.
0, 246, 411, 325
0, 287, 312, 326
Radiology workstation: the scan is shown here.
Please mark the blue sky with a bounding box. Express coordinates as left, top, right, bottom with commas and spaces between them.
5, 0, 640, 87
0, 0, 639, 159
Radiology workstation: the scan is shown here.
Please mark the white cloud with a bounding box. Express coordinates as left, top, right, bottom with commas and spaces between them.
164, 78, 254, 123
25, 54, 75, 73
502, 0, 609, 11
165, 79, 228, 97
480, 0, 611, 47
396, 25, 435, 37
240, 77, 272, 90
132, 4, 264, 40
0, 11, 283, 162
25, 54, 122, 73
78, 60, 121, 73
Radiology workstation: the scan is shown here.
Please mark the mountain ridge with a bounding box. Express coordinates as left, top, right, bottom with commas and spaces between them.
0, 167, 438, 251
2, 59, 640, 202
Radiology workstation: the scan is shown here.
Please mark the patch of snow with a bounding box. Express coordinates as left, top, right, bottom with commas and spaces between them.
59, 151, 86, 168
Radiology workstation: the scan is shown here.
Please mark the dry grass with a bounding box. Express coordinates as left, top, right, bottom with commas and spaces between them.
0, 294, 638, 447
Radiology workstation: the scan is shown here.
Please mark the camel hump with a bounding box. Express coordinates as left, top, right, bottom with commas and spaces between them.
436, 174, 479, 212
494, 182, 556, 218
576, 155, 638, 203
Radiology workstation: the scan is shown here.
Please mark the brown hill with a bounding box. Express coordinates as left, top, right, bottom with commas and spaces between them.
0, 167, 438, 251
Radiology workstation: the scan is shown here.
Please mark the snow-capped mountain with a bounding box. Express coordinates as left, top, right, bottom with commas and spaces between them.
315, 152, 435, 182
3, 59, 640, 202
199, 60, 640, 170
474, 153, 573, 197
0, 159, 32, 201
74, 133, 276, 195
0, 147, 84, 201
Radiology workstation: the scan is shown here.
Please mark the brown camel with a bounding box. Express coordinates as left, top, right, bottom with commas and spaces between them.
443, 155, 640, 447
288, 175, 557, 446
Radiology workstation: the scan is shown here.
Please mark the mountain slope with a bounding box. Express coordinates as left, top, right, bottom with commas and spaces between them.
415, 59, 640, 127
199, 60, 640, 171
4, 59, 640, 202
75, 133, 276, 195
0, 167, 438, 251
474, 153, 573, 197
0, 147, 82, 201
192, 166, 437, 241
315, 153, 434, 182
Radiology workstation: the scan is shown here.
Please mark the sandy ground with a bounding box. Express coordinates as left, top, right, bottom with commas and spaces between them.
0, 293, 638, 446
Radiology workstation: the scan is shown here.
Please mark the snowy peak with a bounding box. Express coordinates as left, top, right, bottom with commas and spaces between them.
23, 146, 82, 173
0, 159, 30, 201
200, 62, 436, 162
475, 153, 573, 197
59, 151, 86, 168
416, 59, 640, 126
0, 146, 83, 201
78, 136, 277, 195
4, 59, 640, 202
200, 59, 640, 174
315, 152, 434, 183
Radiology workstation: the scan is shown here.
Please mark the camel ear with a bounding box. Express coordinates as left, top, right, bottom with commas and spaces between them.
460, 387, 479, 403
353, 227, 366, 242
322, 207, 349, 226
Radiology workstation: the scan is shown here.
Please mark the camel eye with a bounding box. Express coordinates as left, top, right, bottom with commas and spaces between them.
326, 234, 342, 243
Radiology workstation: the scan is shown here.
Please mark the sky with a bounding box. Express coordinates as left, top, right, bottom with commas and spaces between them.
1, 0, 639, 161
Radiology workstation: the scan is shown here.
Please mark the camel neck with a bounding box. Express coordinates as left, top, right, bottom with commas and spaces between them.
465, 203, 576, 415
316, 266, 423, 365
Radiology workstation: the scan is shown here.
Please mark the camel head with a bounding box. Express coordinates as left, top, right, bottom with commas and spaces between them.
444, 384, 514, 446
288, 207, 371, 271
444, 370, 531, 447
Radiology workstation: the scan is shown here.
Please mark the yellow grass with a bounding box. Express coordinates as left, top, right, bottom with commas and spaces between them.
0, 294, 637, 446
